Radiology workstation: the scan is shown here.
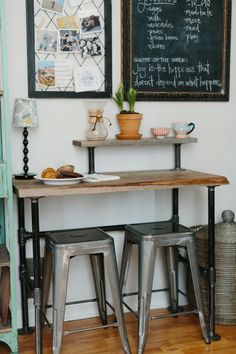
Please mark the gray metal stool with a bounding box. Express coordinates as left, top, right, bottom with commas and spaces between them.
120, 221, 210, 354
42, 228, 131, 354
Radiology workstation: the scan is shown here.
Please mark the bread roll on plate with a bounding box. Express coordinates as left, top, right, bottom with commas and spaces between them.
57, 165, 75, 174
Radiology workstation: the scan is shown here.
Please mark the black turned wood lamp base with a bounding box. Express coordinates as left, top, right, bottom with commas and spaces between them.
14, 127, 36, 180
14, 173, 36, 180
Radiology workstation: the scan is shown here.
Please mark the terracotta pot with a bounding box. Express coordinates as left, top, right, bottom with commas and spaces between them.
116, 113, 143, 139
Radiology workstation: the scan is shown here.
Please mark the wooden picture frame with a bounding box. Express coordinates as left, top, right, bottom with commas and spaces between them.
26, 0, 112, 98
122, 0, 232, 101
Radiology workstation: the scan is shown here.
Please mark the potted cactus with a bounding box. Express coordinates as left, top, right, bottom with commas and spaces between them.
112, 82, 143, 139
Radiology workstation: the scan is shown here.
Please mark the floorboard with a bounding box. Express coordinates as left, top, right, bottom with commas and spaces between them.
0, 311, 235, 353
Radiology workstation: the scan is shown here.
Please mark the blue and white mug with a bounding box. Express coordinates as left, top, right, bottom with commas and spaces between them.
173, 122, 195, 139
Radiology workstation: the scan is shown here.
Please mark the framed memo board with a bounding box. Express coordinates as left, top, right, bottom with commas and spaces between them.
26, 0, 112, 98
122, 0, 232, 101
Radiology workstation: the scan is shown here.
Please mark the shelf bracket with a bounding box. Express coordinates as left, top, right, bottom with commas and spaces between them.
174, 144, 184, 170
88, 147, 96, 174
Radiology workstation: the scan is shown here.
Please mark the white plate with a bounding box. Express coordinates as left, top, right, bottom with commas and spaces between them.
35, 175, 84, 186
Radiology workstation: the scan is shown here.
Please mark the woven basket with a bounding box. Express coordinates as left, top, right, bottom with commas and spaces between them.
188, 210, 236, 325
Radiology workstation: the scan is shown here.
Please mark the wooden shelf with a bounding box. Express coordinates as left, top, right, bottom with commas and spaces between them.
73, 137, 197, 148
0, 246, 9, 267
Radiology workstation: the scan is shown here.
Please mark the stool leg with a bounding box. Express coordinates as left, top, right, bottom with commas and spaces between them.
42, 245, 52, 321
186, 238, 210, 344
52, 250, 70, 354
120, 237, 133, 296
165, 246, 180, 312
90, 254, 108, 325
104, 246, 131, 354
138, 240, 156, 354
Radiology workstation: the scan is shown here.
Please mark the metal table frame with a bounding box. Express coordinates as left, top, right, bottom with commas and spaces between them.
13, 143, 228, 353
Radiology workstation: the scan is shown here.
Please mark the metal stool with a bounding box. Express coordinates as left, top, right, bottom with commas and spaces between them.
120, 221, 210, 354
42, 228, 131, 354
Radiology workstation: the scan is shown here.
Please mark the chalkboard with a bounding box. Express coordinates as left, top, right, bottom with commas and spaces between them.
122, 0, 231, 101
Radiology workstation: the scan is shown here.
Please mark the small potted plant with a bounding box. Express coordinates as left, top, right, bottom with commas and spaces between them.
112, 82, 143, 139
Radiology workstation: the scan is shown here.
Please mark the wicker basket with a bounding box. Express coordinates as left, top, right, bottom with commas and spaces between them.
188, 210, 236, 325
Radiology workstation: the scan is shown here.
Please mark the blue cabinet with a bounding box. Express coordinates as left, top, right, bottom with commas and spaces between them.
0, 0, 18, 352
0, 164, 7, 197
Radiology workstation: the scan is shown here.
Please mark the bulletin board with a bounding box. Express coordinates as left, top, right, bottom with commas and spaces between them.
122, 0, 232, 101
26, 0, 112, 98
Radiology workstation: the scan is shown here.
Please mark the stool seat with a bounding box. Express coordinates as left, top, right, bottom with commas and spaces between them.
120, 221, 210, 354
125, 221, 192, 246
46, 228, 112, 244
42, 228, 131, 354
126, 221, 191, 236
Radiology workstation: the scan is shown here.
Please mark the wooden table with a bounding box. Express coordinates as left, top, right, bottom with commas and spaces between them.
13, 169, 229, 354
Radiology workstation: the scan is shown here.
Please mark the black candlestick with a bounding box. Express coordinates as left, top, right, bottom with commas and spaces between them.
14, 127, 36, 179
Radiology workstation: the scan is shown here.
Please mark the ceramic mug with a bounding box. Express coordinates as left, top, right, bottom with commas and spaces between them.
174, 122, 195, 139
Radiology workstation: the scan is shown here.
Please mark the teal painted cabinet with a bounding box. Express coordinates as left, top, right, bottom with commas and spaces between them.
0, 0, 18, 352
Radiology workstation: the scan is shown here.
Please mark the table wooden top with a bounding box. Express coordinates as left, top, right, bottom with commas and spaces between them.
12, 169, 229, 199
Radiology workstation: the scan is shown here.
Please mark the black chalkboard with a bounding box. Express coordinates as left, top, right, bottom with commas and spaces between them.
122, 0, 231, 101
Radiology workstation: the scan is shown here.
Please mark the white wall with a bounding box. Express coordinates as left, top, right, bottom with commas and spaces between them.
5, 1, 236, 327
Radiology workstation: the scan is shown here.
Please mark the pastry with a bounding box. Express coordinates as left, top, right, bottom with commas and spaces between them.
41, 166, 82, 179
59, 170, 83, 178
41, 167, 59, 179
57, 165, 75, 174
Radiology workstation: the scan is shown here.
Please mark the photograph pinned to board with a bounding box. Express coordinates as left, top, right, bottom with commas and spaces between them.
56, 15, 79, 29
41, 0, 66, 14
79, 36, 102, 58
37, 61, 55, 88
78, 10, 103, 34
59, 29, 80, 53
55, 59, 73, 89
37, 59, 74, 89
35, 29, 58, 54
73, 66, 102, 92
26, 0, 112, 98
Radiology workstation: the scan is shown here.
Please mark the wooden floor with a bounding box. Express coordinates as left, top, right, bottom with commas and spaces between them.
1, 311, 236, 353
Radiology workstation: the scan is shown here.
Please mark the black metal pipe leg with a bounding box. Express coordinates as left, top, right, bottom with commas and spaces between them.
31, 198, 43, 354
173, 144, 185, 171
172, 188, 179, 224
208, 186, 220, 341
168, 188, 183, 313
17, 197, 34, 335
88, 147, 95, 174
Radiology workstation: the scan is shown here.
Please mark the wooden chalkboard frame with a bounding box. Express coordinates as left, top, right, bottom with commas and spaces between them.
122, 0, 232, 101
26, 0, 112, 98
